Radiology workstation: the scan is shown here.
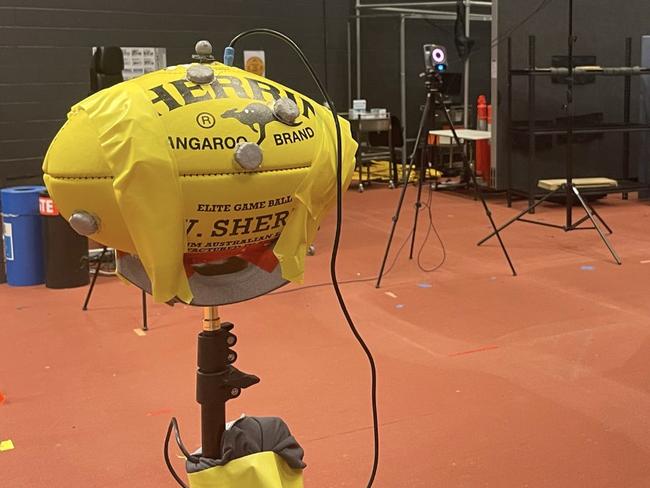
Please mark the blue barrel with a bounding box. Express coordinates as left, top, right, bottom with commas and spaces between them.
1, 186, 46, 286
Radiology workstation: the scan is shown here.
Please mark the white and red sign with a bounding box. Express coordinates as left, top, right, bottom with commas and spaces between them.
39, 196, 59, 216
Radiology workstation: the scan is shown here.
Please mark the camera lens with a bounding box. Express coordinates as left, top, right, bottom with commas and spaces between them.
432, 48, 446, 63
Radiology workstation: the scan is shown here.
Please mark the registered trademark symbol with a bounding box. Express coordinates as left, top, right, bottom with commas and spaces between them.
196, 112, 216, 129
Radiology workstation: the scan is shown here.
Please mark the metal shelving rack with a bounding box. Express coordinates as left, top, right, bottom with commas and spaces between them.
349, 1, 493, 165
506, 35, 650, 208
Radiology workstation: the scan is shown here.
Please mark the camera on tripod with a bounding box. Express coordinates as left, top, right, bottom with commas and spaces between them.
422, 44, 448, 90
423, 44, 448, 72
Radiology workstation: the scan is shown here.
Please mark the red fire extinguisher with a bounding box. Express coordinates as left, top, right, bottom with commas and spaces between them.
475, 95, 491, 185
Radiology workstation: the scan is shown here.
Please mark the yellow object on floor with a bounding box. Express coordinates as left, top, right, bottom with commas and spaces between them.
0, 440, 15, 452
358, 160, 441, 183
538, 177, 618, 191
187, 452, 303, 488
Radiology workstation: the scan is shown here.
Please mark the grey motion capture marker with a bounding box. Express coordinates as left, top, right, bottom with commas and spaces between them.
234, 142, 263, 170
192, 40, 215, 63
69, 211, 100, 236
273, 97, 300, 125
187, 64, 214, 84
187, 39, 215, 84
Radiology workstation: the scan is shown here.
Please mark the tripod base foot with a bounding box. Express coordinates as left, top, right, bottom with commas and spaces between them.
479, 184, 622, 266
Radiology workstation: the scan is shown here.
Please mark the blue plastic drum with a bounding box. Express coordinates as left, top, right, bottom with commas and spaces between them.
1, 186, 46, 286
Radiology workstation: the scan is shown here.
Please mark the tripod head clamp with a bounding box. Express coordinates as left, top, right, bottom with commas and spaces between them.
420, 69, 444, 93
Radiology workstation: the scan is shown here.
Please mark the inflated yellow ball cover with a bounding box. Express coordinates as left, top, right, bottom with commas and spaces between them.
43, 63, 357, 304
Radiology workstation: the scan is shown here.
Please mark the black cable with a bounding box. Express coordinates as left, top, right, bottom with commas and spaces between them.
491, 0, 555, 48
226, 29, 380, 488
425, 0, 556, 65
268, 227, 413, 297
270, 185, 447, 298
416, 186, 446, 273
424, 18, 453, 37
164, 418, 198, 488
469, 0, 556, 60
163, 29, 449, 487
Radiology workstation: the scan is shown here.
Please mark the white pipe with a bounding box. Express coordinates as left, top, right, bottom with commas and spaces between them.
347, 21, 352, 109
400, 15, 408, 168
359, 1, 492, 8
356, 0, 361, 98
353, 9, 491, 21
375, 6, 458, 16
366, 9, 491, 21
403, 12, 492, 20
490, 0, 498, 188
463, 0, 471, 128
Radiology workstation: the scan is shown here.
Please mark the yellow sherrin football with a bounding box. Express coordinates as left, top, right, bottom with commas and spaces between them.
43, 61, 357, 305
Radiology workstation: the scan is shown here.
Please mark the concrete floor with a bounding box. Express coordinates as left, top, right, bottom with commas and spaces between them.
2, 187, 650, 487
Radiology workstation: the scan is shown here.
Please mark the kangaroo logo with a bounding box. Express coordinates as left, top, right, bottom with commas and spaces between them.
221, 102, 301, 145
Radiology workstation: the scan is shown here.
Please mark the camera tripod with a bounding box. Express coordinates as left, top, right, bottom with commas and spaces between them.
477, 0, 621, 265
376, 72, 517, 288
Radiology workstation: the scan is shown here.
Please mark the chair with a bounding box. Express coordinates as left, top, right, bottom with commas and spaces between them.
90, 46, 124, 93
357, 115, 404, 191
366, 115, 403, 187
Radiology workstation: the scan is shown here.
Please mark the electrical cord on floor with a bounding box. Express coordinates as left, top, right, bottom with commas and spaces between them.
416, 186, 447, 273
270, 185, 447, 297
269, 227, 413, 296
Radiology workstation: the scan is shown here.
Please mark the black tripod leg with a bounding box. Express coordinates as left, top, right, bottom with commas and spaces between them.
141, 290, 148, 331
435, 93, 517, 276
571, 186, 621, 264
376, 92, 434, 288
586, 203, 613, 234
82, 246, 107, 311
477, 188, 559, 246
571, 213, 591, 229
569, 192, 611, 233
375, 152, 415, 288
408, 148, 427, 259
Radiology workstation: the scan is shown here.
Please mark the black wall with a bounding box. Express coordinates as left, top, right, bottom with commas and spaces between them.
495, 0, 650, 191
0, 0, 497, 187
0, 0, 352, 187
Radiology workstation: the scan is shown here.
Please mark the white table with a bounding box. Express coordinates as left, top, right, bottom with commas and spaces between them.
428, 129, 491, 140
427, 129, 491, 188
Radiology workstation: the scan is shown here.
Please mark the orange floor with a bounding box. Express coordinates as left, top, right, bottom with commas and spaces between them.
2, 187, 650, 487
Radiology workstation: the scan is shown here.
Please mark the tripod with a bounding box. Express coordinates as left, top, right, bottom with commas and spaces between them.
477, 0, 621, 265
376, 72, 517, 288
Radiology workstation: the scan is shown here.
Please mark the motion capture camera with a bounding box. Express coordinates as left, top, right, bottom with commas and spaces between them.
423, 44, 447, 73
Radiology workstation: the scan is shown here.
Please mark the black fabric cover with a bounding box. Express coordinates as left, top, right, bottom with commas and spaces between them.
454, 0, 475, 61
186, 416, 306, 473
96, 73, 125, 90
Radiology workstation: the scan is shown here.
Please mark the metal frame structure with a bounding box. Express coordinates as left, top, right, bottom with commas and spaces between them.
349, 1, 492, 165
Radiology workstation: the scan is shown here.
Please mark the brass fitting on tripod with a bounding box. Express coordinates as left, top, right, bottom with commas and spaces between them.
202, 306, 221, 331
